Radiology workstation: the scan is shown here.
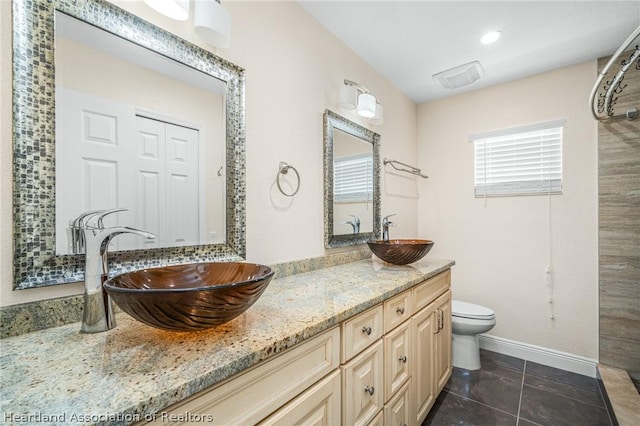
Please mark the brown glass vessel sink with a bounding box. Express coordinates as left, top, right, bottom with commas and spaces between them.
104, 262, 274, 331
368, 239, 434, 265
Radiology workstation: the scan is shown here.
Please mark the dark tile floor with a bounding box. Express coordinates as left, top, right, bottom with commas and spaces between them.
423, 349, 616, 426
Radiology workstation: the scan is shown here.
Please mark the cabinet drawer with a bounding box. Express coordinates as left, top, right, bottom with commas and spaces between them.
149, 327, 340, 426
342, 340, 384, 426
384, 379, 412, 426
258, 370, 341, 426
413, 270, 450, 313
384, 320, 412, 403
341, 305, 384, 362
384, 290, 412, 333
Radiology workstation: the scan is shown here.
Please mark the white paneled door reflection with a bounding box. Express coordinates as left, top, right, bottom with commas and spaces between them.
136, 116, 199, 248
56, 88, 200, 254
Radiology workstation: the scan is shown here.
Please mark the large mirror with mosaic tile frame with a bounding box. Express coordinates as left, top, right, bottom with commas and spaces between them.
12, 0, 246, 289
324, 110, 381, 248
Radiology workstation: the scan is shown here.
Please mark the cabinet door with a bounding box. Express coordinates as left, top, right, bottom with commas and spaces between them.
384, 320, 412, 403
434, 290, 452, 393
342, 340, 384, 426
384, 379, 412, 426
412, 302, 436, 426
366, 410, 384, 426
258, 370, 341, 426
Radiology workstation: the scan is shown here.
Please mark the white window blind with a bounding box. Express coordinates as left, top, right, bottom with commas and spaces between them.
471, 120, 565, 197
334, 153, 373, 203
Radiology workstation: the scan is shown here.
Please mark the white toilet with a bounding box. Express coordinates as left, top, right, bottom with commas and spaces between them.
451, 300, 496, 370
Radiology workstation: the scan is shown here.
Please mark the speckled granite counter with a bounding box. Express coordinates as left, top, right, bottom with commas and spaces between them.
0, 257, 454, 425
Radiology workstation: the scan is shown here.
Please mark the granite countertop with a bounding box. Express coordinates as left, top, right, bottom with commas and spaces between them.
0, 257, 454, 425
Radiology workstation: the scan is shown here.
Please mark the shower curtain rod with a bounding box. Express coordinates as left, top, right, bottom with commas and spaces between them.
589, 23, 640, 121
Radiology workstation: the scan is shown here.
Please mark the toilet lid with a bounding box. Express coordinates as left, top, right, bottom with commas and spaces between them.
452, 300, 495, 320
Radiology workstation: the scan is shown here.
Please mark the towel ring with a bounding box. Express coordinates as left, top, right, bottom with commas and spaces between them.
277, 161, 300, 197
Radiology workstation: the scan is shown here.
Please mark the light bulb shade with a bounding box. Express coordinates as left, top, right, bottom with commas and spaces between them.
339, 84, 358, 111
357, 93, 376, 118
143, 0, 189, 21
194, 0, 232, 48
369, 103, 384, 125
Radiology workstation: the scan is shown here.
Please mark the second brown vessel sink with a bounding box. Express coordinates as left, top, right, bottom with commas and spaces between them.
368, 239, 434, 265
104, 262, 274, 331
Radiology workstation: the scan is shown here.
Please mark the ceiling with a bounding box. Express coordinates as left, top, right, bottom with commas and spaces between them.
297, 1, 640, 103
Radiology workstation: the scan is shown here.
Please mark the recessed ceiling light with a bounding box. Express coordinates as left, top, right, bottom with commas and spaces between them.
481, 30, 502, 45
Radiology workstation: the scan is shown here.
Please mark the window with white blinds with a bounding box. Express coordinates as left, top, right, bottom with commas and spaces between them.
334, 153, 373, 203
470, 119, 565, 197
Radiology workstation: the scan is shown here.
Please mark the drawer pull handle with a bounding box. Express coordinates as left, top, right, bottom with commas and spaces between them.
400, 423, 407, 426
396, 307, 405, 315
364, 386, 375, 396
399, 355, 407, 363
362, 326, 372, 335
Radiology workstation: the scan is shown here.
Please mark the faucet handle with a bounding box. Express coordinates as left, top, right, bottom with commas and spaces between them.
85, 208, 130, 230
383, 214, 397, 225
67, 210, 104, 254
349, 214, 361, 225
69, 210, 103, 228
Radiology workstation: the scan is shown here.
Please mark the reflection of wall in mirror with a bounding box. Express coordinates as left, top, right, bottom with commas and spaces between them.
55, 34, 225, 253
332, 129, 374, 235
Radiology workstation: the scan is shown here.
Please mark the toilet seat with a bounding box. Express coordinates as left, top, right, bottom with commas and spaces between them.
452, 300, 495, 320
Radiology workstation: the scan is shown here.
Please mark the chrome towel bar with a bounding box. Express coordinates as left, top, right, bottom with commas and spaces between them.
383, 158, 428, 179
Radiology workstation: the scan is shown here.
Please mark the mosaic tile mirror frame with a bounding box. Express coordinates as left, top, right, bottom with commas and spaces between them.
323, 110, 381, 248
12, 0, 246, 289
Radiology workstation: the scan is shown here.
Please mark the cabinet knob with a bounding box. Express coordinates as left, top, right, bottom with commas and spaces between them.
364, 386, 375, 396
399, 355, 407, 363
396, 307, 405, 315
361, 326, 372, 335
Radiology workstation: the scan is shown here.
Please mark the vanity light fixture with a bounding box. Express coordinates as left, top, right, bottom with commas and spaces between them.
339, 84, 358, 111
369, 103, 384, 125
143, 0, 190, 21
194, 0, 231, 48
357, 92, 376, 118
340, 80, 384, 125
143, 0, 231, 48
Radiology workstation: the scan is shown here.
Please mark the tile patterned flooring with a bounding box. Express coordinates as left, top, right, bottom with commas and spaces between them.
423, 349, 616, 426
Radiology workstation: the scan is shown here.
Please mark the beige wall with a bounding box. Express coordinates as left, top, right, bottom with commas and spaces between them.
0, 1, 418, 305
417, 61, 599, 359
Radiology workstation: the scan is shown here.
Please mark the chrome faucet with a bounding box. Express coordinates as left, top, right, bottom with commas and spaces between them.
382, 214, 396, 241
343, 214, 361, 234
78, 208, 156, 333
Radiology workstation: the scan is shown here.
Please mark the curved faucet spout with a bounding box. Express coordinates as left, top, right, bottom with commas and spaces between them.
342, 214, 361, 234
81, 225, 156, 333
382, 214, 397, 241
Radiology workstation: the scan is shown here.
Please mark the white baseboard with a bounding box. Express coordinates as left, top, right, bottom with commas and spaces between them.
478, 334, 598, 378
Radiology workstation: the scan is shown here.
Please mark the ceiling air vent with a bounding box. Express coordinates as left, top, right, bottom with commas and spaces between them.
433, 61, 484, 89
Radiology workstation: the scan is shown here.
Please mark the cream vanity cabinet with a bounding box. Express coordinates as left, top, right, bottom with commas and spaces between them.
142, 269, 451, 426
144, 327, 341, 425
341, 269, 451, 426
